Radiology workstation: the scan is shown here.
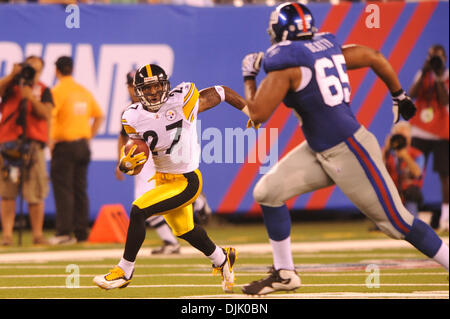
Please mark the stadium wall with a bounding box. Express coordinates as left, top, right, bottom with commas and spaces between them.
0, 2, 448, 219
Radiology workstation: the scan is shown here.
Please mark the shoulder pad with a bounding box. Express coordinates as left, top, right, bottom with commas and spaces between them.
125, 102, 141, 112
123, 103, 143, 123
121, 105, 140, 136
312, 32, 340, 49
314, 32, 332, 37
317, 32, 338, 45
263, 41, 304, 73
170, 82, 194, 95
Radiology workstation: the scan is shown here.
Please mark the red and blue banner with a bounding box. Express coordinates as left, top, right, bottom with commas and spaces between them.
0, 2, 448, 218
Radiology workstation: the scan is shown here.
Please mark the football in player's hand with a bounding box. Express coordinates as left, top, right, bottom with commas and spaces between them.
124, 139, 149, 175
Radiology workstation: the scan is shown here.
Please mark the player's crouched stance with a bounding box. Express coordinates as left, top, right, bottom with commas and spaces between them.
240, 3, 449, 296
93, 64, 246, 292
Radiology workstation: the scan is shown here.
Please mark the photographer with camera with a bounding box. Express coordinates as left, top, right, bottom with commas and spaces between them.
409, 44, 449, 233
382, 122, 425, 219
0, 56, 53, 246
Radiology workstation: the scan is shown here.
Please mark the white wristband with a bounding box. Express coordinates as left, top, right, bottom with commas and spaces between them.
214, 85, 225, 102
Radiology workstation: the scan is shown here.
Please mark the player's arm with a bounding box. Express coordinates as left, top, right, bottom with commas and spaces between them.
119, 114, 147, 175
342, 44, 401, 93
240, 52, 300, 126
244, 68, 297, 125
115, 130, 128, 181
198, 86, 247, 113
342, 44, 416, 123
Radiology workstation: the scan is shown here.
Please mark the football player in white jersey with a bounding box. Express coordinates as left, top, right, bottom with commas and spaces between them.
114, 70, 181, 255
94, 64, 248, 292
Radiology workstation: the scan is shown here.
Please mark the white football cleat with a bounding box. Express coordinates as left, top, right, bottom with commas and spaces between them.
93, 266, 133, 290
213, 247, 237, 293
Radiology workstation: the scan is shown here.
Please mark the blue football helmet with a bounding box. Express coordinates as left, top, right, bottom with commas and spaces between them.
267, 2, 317, 44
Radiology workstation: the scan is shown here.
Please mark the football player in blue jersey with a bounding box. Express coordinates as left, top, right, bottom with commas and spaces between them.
240, 2, 449, 295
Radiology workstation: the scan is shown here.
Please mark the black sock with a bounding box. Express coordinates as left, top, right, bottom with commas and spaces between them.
123, 206, 147, 262
178, 224, 216, 256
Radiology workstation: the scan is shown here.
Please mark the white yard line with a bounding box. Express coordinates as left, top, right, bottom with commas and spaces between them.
0, 272, 446, 278
1, 237, 448, 263
183, 292, 450, 299
1, 283, 448, 290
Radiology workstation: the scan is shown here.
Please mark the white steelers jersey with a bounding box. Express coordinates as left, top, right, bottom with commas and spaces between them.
121, 82, 201, 174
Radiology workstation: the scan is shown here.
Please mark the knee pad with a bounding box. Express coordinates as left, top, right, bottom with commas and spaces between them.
253, 175, 283, 207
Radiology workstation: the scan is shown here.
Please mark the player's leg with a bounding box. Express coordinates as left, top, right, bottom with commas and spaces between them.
253, 141, 333, 268
135, 160, 181, 253
243, 141, 333, 295
94, 169, 237, 291
147, 215, 180, 254
193, 192, 212, 225
323, 127, 448, 271
123, 171, 201, 267
163, 204, 237, 292
93, 170, 201, 289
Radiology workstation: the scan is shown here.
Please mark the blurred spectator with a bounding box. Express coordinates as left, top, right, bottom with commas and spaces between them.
49, 56, 104, 245
170, 0, 213, 6
0, 56, 53, 246
383, 122, 425, 218
409, 44, 449, 233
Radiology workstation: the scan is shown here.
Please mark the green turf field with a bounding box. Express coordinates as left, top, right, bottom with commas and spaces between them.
0, 220, 448, 299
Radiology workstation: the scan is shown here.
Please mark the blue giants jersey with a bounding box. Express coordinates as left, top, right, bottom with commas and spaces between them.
263, 32, 361, 152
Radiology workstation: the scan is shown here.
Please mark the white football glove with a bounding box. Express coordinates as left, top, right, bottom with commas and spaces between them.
242, 52, 264, 78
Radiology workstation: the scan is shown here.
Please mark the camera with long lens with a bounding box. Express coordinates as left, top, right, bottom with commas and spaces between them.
1, 63, 36, 104
17, 63, 36, 87
429, 55, 444, 73
389, 134, 407, 151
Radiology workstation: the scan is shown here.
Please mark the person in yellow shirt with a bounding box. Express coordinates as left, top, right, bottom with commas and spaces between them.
49, 56, 104, 245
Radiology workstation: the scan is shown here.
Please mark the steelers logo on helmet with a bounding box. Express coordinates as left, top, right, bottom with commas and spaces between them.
133, 64, 171, 112
267, 2, 317, 44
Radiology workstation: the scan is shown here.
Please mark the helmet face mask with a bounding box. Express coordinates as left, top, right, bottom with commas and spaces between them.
267, 2, 317, 44
133, 64, 170, 112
